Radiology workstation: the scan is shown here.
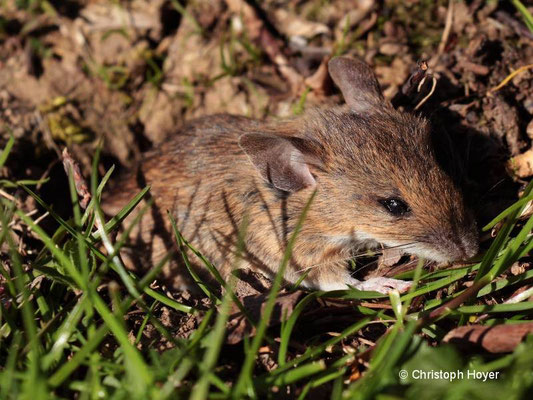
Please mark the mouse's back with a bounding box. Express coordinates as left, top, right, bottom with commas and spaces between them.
102, 57, 478, 292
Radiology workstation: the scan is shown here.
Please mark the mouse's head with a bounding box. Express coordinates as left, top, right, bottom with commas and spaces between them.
239, 56, 478, 263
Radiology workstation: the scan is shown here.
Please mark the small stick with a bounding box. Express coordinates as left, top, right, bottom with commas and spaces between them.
61, 148, 91, 209
0, 188, 16, 202
61, 148, 140, 298
489, 64, 533, 94
436, 0, 454, 58
504, 285, 533, 304
414, 75, 437, 110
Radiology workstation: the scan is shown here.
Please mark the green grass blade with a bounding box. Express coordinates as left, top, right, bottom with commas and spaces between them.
16, 209, 85, 289
189, 220, 249, 400
512, 0, 533, 33
169, 213, 219, 301
278, 291, 321, 365
232, 190, 317, 397
482, 192, 533, 231
0, 134, 15, 169
89, 293, 153, 392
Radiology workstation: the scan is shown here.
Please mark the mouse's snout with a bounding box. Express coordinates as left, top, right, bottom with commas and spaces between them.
400, 214, 480, 264
435, 220, 479, 262
453, 227, 479, 261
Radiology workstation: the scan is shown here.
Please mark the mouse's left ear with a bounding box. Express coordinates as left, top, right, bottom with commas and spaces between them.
239, 133, 317, 193
328, 56, 384, 112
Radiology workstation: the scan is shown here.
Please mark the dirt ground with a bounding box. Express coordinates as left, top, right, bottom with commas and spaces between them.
1, 0, 533, 358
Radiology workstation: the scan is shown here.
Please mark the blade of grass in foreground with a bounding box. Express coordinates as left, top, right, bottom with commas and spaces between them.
24, 166, 195, 315
169, 213, 256, 324
278, 291, 321, 365
346, 321, 418, 399
189, 218, 249, 400
1, 203, 47, 398
159, 309, 216, 398
41, 294, 89, 370
169, 213, 219, 302
89, 152, 144, 302
232, 191, 316, 398
512, 0, 533, 33
476, 180, 533, 282
16, 209, 86, 289
0, 134, 14, 169
88, 292, 154, 393
482, 191, 533, 231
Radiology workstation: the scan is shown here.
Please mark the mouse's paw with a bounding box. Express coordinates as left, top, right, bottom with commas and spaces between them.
350, 277, 412, 294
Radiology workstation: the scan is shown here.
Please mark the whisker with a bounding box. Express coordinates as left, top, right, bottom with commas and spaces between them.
292, 241, 424, 276
474, 178, 507, 205
349, 258, 380, 277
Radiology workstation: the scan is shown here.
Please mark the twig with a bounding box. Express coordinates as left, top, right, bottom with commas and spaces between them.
417, 279, 487, 327
505, 285, 533, 304
475, 284, 533, 323
489, 64, 533, 94
0, 188, 16, 202
414, 75, 437, 110
33, 211, 50, 226
432, 0, 454, 65
8, 209, 38, 228
61, 148, 91, 209
392, 60, 429, 109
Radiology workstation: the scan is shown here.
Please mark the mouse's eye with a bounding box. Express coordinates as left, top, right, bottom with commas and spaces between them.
379, 198, 411, 217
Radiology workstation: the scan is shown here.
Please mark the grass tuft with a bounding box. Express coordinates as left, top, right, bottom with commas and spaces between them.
0, 136, 533, 399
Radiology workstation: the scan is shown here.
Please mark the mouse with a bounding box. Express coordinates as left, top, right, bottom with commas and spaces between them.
102, 56, 479, 294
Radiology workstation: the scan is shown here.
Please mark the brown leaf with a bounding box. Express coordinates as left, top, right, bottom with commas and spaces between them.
443, 322, 533, 353
508, 148, 533, 178
305, 56, 332, 96
272, 9, 329, 39
79, 1, 163, 35
378, 247, 404, 269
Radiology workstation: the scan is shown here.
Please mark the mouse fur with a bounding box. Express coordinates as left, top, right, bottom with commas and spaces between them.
102, 57, 479, 293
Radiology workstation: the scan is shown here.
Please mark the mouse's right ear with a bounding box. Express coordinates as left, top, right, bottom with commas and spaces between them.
328, 56, 384, 112
238, 133, 316, 193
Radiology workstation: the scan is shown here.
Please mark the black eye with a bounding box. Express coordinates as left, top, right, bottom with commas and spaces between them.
379, 198, 411, 216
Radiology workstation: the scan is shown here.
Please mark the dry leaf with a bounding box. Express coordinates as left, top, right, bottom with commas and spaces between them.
508, 148, 533, 178
273, 9, 329, 39
444, 322, 533, 353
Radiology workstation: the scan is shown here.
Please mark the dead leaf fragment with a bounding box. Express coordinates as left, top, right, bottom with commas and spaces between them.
444, 322, 533, 353
508, 148, 533, 178
305, 56, 332, 96
273, 9, 329, 39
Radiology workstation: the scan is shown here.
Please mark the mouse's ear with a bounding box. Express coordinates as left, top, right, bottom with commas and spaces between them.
239, 133, 316, 193
328, 56, 384, 112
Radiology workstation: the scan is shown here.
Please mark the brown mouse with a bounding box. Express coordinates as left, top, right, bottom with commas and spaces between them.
102, 56, 479, 294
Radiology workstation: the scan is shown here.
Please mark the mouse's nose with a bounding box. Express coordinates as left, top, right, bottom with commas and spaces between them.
456, 228, 479, 260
